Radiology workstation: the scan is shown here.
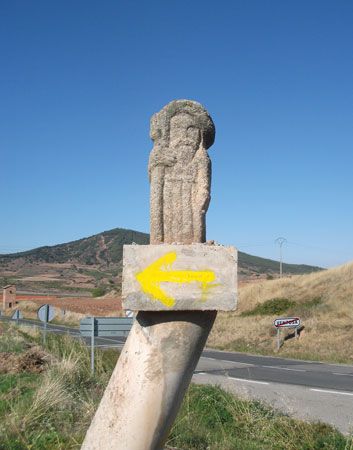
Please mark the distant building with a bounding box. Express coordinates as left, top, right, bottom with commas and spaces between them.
3, 285, 16, 309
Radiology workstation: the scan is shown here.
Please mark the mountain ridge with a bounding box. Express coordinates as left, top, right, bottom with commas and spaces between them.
0, 227, 323, 295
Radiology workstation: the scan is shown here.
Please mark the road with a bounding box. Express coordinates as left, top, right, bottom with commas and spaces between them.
194, 353, 353, 434
0, 316, 126, 348
2, 316, 353, 433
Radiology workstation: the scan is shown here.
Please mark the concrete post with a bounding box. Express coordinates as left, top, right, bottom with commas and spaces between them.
82, 100, 224, 449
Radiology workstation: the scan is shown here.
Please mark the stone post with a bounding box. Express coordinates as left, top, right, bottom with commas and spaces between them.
81, 100, 236, 450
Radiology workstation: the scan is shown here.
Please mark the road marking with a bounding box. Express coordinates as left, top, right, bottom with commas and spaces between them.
228, 359, 255, 366
196, 372, 207, 375
229, 377, 269, 385
333, 372, 353, 377
203, 356, 254, 366
262, 365, 306, 372
310, 388, 353, 396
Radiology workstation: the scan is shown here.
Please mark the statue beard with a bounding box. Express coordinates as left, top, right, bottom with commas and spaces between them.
169, 141, 198, 166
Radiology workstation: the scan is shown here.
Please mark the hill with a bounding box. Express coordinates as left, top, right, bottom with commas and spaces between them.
0, 227, 322, 295
209, 260, 353, 363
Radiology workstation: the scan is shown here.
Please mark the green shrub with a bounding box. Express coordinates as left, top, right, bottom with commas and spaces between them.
91, 286, 107, 297
241, 298, 296, 316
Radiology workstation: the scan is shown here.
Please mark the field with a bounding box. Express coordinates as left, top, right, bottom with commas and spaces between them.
209, 261, 353, 363
3, 260, 353, 364
0, 322, 351, 450
0, 293, 123, 328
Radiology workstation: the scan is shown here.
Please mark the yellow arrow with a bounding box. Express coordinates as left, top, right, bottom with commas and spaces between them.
135, 251, 216, 308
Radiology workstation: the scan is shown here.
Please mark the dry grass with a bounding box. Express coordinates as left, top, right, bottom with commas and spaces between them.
0, 325, 119, 448
7, 300, 86, 326
209, 261, 353, 363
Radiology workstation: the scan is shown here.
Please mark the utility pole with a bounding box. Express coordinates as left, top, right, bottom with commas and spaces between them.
275, 237, 287, 278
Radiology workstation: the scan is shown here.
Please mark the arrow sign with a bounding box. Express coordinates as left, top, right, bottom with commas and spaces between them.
122, 244, 237, 311
136, 251, 216, 307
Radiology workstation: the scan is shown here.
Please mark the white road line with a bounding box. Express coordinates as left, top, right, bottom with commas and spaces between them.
262, 365, 305, 372
218, 360, 254, 366
310, 388, 353, 396
229, 377, 269, 385
196, 372, 207, 375
203, 357, 255, 366
333, 372, 353, 377
231, 359, 255, 366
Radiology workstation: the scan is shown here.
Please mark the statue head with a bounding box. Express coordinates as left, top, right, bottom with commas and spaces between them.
150, 100, 215, 164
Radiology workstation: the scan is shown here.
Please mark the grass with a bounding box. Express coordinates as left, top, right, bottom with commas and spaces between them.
0, 323, 118, 449
4, 300, 86, 327
0, 323, 352, 449
209, 261, 353, 364
167, 384, 351, 450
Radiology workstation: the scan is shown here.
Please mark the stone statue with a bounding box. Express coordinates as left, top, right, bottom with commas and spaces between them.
149, 100, 215, 244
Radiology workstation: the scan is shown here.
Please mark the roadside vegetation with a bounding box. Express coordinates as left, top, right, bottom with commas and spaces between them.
209, 261, 353, 363
0, 322, 352, 449
0, 322, 118, 448
169, 384, 352, 450
3, 301, 86, 327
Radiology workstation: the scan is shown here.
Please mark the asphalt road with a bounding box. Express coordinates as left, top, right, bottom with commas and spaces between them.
2, 315, 353, 432
195, 353, 353, 434
202, 348, 353, 392
0, 316, 126, 348
2, 316, 353, 391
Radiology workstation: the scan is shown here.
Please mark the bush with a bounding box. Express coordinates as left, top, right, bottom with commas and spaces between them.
91, 286, 107, 297
241, 298, 296, 316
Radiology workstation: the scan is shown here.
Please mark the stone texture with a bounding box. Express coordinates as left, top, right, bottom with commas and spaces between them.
122, 244, 237, 311
82, 100, 226, 450
81, 310, 215, 450
149, 100, 215, 244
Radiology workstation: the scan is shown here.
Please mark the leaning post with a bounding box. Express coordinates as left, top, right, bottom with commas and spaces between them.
81, 100, 237, 450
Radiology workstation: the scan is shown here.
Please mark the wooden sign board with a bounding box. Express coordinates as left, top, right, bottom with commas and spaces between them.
122, 244, 237, 311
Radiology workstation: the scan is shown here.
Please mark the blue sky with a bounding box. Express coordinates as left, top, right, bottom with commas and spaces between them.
1, 0, 352, 268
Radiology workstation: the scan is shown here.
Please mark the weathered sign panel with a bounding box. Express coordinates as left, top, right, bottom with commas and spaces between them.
80, 317, 134, 337
122, 244, 237, 311
274, 317, 300, 328
37, 304, 56, 323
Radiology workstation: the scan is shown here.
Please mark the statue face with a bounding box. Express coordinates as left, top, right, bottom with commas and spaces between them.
169, 113, 201, 163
